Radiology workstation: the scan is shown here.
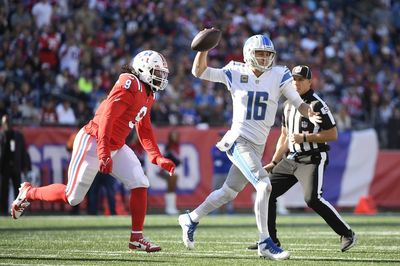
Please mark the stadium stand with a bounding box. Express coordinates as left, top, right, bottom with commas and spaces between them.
0, 0, 399, 149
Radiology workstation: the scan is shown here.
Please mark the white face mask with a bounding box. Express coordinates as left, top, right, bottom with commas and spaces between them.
149, 68, 169, 91
131, 50, 169, 92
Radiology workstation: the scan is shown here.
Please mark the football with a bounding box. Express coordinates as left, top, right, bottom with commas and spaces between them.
191, 28, 222, 52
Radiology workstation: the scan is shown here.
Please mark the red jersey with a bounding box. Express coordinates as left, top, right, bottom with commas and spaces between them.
84, 73, 162, 163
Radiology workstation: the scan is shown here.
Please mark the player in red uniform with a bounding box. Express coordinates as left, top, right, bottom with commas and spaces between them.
10, 50, 176, 252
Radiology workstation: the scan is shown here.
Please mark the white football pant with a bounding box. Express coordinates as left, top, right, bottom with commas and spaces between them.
65, 128, 149, 206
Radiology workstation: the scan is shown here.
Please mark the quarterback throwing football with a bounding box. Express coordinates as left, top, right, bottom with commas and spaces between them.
179, 34, 321, 260
11, 50, 176, 253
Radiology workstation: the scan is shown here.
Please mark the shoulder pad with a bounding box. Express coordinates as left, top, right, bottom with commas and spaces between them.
225, 60, 246, 70
271, 65, 289, 75
118, 73, 141, 91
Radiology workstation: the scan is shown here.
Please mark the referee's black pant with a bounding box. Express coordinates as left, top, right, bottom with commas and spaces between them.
267, 152, 353, 242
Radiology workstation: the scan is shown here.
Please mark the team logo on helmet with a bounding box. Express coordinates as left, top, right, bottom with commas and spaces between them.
131, 50, 169, 92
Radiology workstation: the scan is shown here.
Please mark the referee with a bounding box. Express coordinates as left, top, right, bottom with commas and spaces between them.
259, 65, 356, 252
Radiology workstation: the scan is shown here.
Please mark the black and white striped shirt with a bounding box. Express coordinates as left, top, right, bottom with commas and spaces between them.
282, 89, 335, 154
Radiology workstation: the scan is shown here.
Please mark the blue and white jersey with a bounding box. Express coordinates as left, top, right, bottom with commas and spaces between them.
201, 61, 303, 145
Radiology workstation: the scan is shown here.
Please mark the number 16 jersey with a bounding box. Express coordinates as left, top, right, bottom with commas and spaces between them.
201, 61, 303, 145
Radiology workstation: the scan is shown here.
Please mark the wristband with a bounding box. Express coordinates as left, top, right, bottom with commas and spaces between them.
303, 133, 307, 143
272, 161, 278, 166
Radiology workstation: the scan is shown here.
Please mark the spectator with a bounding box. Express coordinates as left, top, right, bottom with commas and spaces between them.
194, 84, 216, 124
59, 37, 81, 78
378, 93, 393, 148
0, 115, 30, 215
38, 25, 61, 70
41, 98, 58, 125
334, 104, 352, 132
180, 99, 198, 126
19, 97, 41, 125
8, 100, 23, 124
10, 2, 33, 29
55, 69, 70, 90
0, 6, 8, 35
387, 107, 400, 149
78, 69, 94, 94
75, 100, 92, 127
340, 87, 362, 124
31, 0, 53, 29
0, 0, 399, 144
55, 100, 76, 125
74, 2, 98, 36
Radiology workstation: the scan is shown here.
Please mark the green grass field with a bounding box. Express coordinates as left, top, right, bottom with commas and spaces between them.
0, 214, 399, 265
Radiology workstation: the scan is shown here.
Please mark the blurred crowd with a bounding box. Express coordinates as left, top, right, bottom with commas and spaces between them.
1, 0, 400, 148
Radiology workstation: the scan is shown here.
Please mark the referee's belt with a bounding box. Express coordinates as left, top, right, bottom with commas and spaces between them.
287, 147, 329, 158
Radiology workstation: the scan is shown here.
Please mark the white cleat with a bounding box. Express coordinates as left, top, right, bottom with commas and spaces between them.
11, 182, 32, 219
178, 211, 198, 250
258, 237, 290, 260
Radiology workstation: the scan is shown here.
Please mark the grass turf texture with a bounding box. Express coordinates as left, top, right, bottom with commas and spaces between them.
0, 214, 399, 265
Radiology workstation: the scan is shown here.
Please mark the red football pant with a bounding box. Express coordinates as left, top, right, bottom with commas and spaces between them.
27, 184, 69, 203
